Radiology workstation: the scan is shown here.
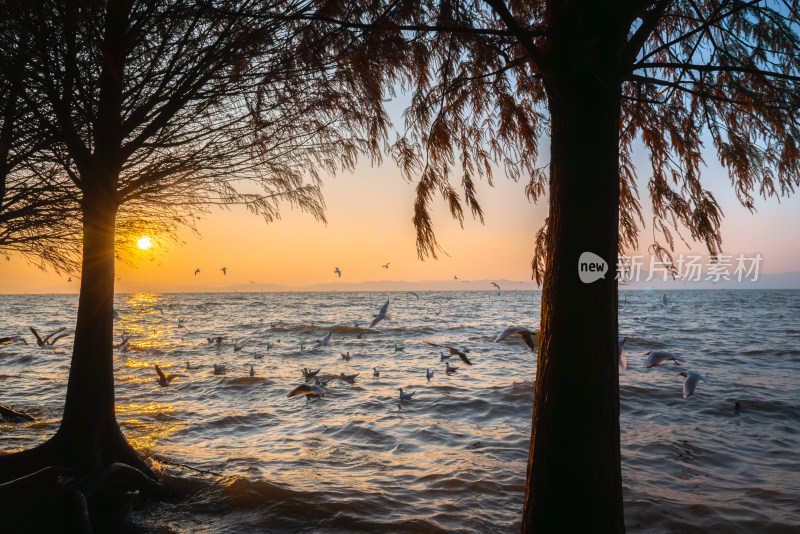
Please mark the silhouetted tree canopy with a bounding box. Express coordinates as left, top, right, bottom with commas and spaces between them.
324, 0, 800, 278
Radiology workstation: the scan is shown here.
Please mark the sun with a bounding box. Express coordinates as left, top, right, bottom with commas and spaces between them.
137, 236, 153, 250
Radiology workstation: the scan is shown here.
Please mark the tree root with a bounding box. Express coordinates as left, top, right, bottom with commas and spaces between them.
0, 429, 168, 533
0, 461, 167, 533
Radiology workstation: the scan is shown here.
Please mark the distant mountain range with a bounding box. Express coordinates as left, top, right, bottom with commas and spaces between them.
6, 271, 800, 294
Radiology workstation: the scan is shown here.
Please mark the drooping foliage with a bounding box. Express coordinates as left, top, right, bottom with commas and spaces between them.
330, 0, 800, 278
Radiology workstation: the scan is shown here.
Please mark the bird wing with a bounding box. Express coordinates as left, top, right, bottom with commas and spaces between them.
288, 384, 315, 397
378, 300, 390, 315
48, 331, 72, 345
28, 326, 44, 347
43, 327, 67, 344
520, 332, 538, 352
423, 341, 442, 348
154, 364, 166, 381
456, 351, 473, 365
494, 326, 520, 342
368, 316, 382, 328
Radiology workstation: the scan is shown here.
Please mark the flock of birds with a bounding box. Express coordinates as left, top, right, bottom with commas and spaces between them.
1, 292, 711, 408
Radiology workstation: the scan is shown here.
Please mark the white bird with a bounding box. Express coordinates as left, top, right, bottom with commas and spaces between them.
439, 351, 451, 362
394, 343, 404, 352
154, 364, 180, 387
426, 368, 434, 381
334, 267, 342, 278
213, 364, 226, 375
398, 388, 415, 400
312, 332, 332, 349
369, 300, 392, 328
678, 371, 709, 398
373, 367, 380, 377
618, 337, 627, 371
29, 326, 71, 348
233, 340, 246, 352
253, 353, 263, 360
288, 381, 327, 399
423, 341, 472, 364
491, 282, 501, 291
249, 365, 255, 377
339, 372, 359, 384
178, 318, 191, 333
194, 268, 200, 276
341, 351, 351, 361
408, 291, 420, 300
644, 351, 684, 368
185, 361, 201, 370
221, 267, 227, 275
494, 326, 538, 352
445, 361, 458, 374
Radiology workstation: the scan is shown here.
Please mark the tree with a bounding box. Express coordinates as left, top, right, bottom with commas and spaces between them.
0, 15, 81, 272
0, 1, 385, 530
331, 0, 800, 530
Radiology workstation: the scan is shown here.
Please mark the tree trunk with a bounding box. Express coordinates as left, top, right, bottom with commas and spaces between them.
522, 4, 625, 532
53, 187, 120, 461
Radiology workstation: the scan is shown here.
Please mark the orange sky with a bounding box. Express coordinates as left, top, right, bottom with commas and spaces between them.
2, 151, 799, 293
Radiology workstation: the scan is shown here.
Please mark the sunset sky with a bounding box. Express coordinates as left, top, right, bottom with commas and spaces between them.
2, 138, 800, 293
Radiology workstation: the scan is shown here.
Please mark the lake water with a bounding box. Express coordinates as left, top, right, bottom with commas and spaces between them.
1, 290, 799, 532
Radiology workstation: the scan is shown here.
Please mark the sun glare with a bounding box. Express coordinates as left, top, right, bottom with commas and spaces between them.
137, 236, 153, 250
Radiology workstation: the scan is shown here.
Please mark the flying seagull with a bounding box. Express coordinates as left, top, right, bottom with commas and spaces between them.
114, 333, 133, 351
369, 300, 392, 328
494, 326, 538, 352
154, 364, 180, 387
288, 380, 327, 399
221, 267, 227, 276
678, 371, 709, 398
408, 291, 420, 300
312, 332, 332, 349
382, 262, 390, 269
334, 267, 342, 278
644, 351, 684, 368
491, 282, 501, 291
29, 326, 71, 348
194, 268, 200, 276
423, 341, 472, 365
